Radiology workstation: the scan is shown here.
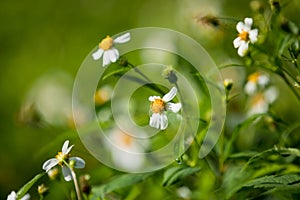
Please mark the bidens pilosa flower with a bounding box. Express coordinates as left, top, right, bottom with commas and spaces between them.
92, 32, 130, 67
149, 87, 181, 130
244, 72, 269, 95
42, 140, 85, 181
233, 17, 258, 57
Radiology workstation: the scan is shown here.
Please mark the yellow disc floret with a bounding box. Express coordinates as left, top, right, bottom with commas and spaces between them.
99, 36, 113, 50
239, 30, 249, 41
151, 99, 166, 113
55, 152, 70, 166
248, 72, 260, 83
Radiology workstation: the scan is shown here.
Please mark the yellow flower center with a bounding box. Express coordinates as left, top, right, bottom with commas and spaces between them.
99, 36, 113, 50
248, 72, 260, 83
239, 30, 249, 41
251, 92, 265, 105
151, 99, 166, 113
120, 133, 133, 146
55, 152, 70, 165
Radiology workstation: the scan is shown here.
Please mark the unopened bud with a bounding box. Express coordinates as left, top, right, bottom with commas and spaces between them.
162, 66, 178, 84
224, 78, 233, 91
38, 184, 49, 196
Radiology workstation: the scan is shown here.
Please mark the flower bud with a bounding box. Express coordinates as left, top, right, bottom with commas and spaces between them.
162, 66, 178, 84
38, 184, 49, 197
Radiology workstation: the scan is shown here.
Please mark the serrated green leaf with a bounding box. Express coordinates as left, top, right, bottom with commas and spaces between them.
92, 172, 154, 199
162, 166, 201, 186
17, 172, 45, 199
278, 147, 300, 157
243, 174, 300, 188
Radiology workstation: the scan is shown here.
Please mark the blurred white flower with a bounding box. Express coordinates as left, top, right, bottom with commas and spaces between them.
92, 33, 130, 67
176, 186, 192, 199
109, 128, 148, 171
233, 17, 258, 57
244, 72, 269, 95
247, 87, 278, 116
42, 140, 85, 181
7, 191, 30, 200
149, 87, 181, 130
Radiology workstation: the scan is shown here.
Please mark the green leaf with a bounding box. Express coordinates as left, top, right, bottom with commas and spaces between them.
162, 166, 201, 186
224, 113, 270, 161
17, 172, 45, 199
92, 172, 154, 199
243, 174, 300, 188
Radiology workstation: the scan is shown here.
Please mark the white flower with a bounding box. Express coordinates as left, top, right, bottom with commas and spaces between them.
244, 72, 269, 95
7, 191, 30, 200
149, 87, 181, 130
247, 87, 278, 116
233, 17, 258, 57
42, 140, 85, 181
92, 32, 130, 67
108, 128, 148, 171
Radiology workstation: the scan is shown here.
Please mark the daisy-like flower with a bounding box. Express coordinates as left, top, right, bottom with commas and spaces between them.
42, 140, 85, 181
92, 32, 130, 67
244, 72, 269, 95
7, 191, 30, 200
149, 87, 181, 130
247, 87, 278, 116
233, 17, 258, 57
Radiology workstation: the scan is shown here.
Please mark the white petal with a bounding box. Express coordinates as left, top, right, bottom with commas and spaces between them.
42, 158, 59, 172
233, 37, 242, 48
167, 102, 181, 113
102, 51, 111, 67
244, 82, 257, 95
244, 18, 253, 29
264, 87, 278, 103
92, 48, 104, 60
148, 96, 161, 102
162, 87, 177, 102
62, 140, 69, 153
236, 22, 245, 33
249, 29, 258, 43
21, 194, 30, 200
7, 191, 17, 200
160, 114, 168, 130
258, 74, 269, 86
149, 113, 160, 129
62, 166, 72, 181
69, 157, 85, 168
114, 32, 130, 44
107, 48, 119, 63
237, 41, 249, 57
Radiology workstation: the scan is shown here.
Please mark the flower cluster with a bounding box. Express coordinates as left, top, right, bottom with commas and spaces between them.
244, 72, 278, 116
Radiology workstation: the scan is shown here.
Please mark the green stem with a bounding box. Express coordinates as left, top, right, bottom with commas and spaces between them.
63, 161, 82, 200
280, 71, 300, 101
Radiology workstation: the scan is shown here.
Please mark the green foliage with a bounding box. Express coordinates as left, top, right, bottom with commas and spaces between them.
162, 166, 201, 186
16, 172, 45, 199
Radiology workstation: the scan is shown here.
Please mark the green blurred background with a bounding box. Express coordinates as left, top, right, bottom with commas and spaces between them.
1, 0, 300, 199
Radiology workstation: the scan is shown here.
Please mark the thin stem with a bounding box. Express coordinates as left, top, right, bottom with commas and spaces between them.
63, 161, 82, 200
280, 71, 300, 101
70, 168, 82, 200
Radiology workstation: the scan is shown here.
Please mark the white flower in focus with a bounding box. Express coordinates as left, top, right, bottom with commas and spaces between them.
42, 140, 85, 181
92, 33, 130, 67
244, 72, 269, 95
247, 87, 278, 116
149, 87, 181, 130
233, 17, 258, 57
7, 191, 30, 200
